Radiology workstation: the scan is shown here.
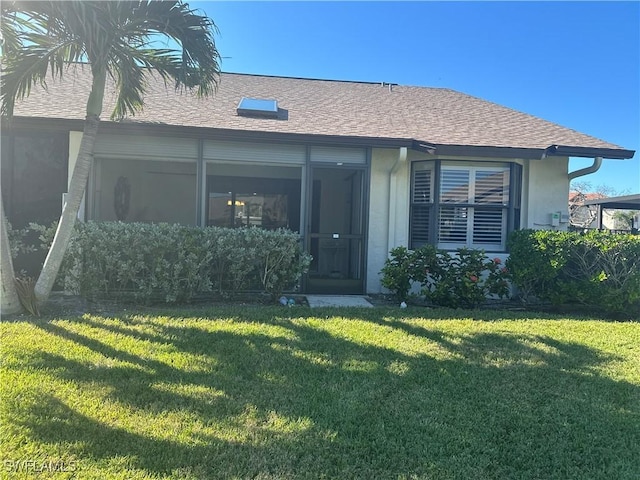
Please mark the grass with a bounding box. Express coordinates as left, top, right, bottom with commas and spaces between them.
1, 306, 639, 479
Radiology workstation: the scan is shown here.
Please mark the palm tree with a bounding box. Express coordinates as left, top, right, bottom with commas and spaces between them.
1, 196, 21, 314
1, 1, 220, 310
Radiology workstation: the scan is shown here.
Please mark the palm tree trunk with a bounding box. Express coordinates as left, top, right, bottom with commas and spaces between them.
33, 114, 100, 304
1, 194, 22, 314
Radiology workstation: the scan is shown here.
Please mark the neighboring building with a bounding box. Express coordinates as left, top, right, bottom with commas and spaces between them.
581, 194, 640, 231
1, 67, 635, 294
569, 191, 610, 228
569, 192, 640, 231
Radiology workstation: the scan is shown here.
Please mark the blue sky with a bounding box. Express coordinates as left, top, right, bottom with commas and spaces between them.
198, 1, 639, 194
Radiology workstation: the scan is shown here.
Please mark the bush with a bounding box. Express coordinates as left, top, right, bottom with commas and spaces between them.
506, 229, 567, 304
6, 221, 58, 279
252, 228, 311, 299
6, 222, 34, 259
380, 245, 510, 308
209, 227, 258, 292
7, 221, 57, 262
380, 246, 417, 301
59, 222, 311, 304
380, 245, 440, 301
60, 222, 215, 303
506, 229, 640, 315
208, 227, 311, 298
425, 248, 510, 309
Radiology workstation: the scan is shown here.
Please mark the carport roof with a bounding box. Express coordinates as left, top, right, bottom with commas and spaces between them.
583, 194, 640, 210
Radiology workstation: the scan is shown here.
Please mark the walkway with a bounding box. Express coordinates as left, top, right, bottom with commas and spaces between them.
305, 295, 374, 308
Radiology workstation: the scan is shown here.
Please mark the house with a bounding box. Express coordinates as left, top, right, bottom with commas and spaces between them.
1, 67, 635, 294
569, 192, 640, 231
580, 194, 640, 231
569, 191, 610, 228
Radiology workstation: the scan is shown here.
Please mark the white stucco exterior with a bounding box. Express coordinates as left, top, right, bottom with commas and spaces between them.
76, 131, 576, 295
523, 156, 570, 229
367, 148, 395, 293
68, 131, 84, 219
364, 149, 571, 293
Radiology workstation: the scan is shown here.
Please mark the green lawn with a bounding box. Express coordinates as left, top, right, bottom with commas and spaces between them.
1, 306, 639, 479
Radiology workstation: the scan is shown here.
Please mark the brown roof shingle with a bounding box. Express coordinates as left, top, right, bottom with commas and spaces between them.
10, 66, 630, 153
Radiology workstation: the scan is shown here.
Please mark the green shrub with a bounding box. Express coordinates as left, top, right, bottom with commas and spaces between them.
425, 248, 510, 309
380, 246, 416, 301
6, 222, 34, 259
380, 245, 439, 301
60, 222, 215, 303
6, 221, 58, 279
252, 228, 311, 299
59, 222, 310, 304
506, 229, 640, 315
6, 221, 57, 261
506, 229, 568, 303
380, 245, 510, 308
209, 227, 257, 292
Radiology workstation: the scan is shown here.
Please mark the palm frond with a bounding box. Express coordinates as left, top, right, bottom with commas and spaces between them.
117, 0, 220, 96
1, 8, 28, 54
1, 39, 83, 117
2, 0, 221, 120
108, 47, 146, 120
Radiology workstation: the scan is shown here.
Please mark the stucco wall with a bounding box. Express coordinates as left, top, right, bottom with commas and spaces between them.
365, 151, 571, 294
69, 131, 84, 219
367, 148, 413, 294
524, 156, 570, 230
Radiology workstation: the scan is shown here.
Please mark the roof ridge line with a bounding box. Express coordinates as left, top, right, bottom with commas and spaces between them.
221, 71, 398, 86
220, 71, 450, 90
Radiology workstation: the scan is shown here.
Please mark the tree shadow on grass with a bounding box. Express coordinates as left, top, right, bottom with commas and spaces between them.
8, 311, 640, 479
18, 393, 332, 479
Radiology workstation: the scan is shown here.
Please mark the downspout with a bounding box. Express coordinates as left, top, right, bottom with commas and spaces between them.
388, 147, 408, 253
567, 157, 602, 230
568, 157, 603, 181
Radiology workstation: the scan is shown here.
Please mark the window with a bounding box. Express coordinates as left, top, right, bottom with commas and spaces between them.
410, 162, 434, 247
209, 192, 289, 229
410, 161, 521, 251
207, 175, 300, 231
236, 97, 279, 118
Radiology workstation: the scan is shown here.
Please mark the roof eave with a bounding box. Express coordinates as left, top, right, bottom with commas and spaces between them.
411, 142, 636, 161
3, 117, 635, 161
1, 116, 416, 148
544, 144, 635, 160
418, 143, 546, 160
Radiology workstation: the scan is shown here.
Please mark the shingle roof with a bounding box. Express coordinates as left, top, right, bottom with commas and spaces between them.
10, 66, 631, 155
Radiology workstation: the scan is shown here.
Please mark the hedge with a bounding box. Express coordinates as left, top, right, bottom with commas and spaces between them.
506, 229, 640, 315
380, 230, 639, 316
59, 222, 311, 303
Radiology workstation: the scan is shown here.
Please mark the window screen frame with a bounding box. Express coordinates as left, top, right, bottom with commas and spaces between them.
409, 160, 521, 252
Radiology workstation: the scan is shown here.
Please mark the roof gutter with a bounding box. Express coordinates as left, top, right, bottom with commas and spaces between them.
541, 144, 635, 183
543, 144, 635, 160
568, 156, 603, 181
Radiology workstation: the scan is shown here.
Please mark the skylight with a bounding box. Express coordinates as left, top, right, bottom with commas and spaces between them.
237, 97, 279, 118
